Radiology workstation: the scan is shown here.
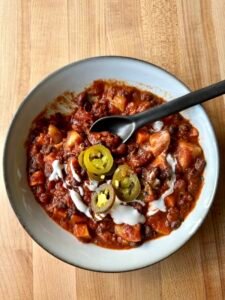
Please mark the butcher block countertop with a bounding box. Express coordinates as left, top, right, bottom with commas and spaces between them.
0, 1, 225, 299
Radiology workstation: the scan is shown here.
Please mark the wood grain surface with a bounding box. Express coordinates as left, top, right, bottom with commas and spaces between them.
0, 1, 225, 299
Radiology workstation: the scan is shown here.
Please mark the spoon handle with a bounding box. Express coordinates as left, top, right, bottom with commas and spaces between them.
131, 79, 225, 129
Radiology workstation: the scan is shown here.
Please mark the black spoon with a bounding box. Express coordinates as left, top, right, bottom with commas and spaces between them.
90, 80, 225, 142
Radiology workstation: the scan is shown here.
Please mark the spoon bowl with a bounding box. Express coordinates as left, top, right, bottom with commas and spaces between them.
90, 116, 135, 142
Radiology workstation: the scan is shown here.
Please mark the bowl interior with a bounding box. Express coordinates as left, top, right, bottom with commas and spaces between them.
4, 57, 219, 272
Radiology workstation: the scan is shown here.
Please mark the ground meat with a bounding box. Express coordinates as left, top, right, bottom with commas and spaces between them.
174, 179, 186, 193
76, 92, 87, 106
92, 100, 109, 118
195, 157, 206, 174
114, 156, 126, 165
188, 180, 200, 196
51, 183, 68, 205
29, 153, 44, 171
72, 107, 94, 129
140, 91, 155, 102
128, 148, 152, 169
76, 91, 92, 112
177, 193, 193, 207
40, 144, 54, 155
112, 143, 128, 156
179, 202, 191, 219
125, 102, 138, 115
88, 80, 105, 97
158, 168, 172, 181
88, 131, 121, 148
136, 101, 151, 113
39, 193, 50, 204
67, 207, 76, 218
96, 220, 115, 233
177, 123, 191, 139
167, 207, 181, 229
49, 112, 68, 129
143, 183, 155, 202
142, 167, 160, 189
82, 187, 92, 205
186, 167, 202, 195
143, 225, 154, 239
168, 124, 177, 135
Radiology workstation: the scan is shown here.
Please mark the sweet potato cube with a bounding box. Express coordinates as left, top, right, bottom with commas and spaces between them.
30, 170, 44, 186
111, 95, 127, 112
48, 124, 62, 144
65, 130, 82, 148
70, 214, 87, 225
136, 130, 150, 144
53, 209, 67, 220
147, 214, 171, 235
149, 130, 170, 156
43, 152, 56, 163
74, 224, 91, 241
151, 153, 168, 170
165, 194, 176, 207
176, 140, 202, 170
189, 127, 199, 138
115, 224, 142, 242
36, 133, 46, 145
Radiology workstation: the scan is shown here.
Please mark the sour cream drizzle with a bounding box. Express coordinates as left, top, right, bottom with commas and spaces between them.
70, 161, 81, 182
69, 189, 91, 218
49, 160, 63, 181
147, 154, 177, 216
111, 205, 146, 225
49, 161, 145, 225
78, 186, 84, 196
84, 180, 99, 191
49, 160, 91, 217
110, 198, 146, 225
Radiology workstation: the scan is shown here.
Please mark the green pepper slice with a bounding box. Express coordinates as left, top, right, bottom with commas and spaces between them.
91, 183, 115, 213
83, 144, 113, 175
112, 165, 141, 201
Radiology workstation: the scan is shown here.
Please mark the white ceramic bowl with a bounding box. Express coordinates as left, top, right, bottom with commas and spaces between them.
3, 56, 219, 272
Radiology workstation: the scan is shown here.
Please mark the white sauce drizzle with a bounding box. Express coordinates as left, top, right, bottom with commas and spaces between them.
94, 213, 107, 221
94, 197, 146, 225
49, 160, 63, 181
147, 154, 177, 216
109, 197, 146, 225
48, 161, 145, 225
84, 180, 99, 191
63, 179, 71, 189
78, 186, 84, 196
70, 161, 81, 182
49, 161, 90, 217
69, 189, 91, 218
111, 204, 146, 225
152, 121, 164, 132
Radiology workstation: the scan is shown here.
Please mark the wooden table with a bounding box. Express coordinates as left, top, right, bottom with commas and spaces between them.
1, 1, 225, 299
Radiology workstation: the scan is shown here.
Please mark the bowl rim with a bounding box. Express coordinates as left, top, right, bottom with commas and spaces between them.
3, 55, 220, 273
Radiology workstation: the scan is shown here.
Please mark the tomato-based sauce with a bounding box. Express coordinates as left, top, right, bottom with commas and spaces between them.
27, 80, 205, 249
